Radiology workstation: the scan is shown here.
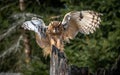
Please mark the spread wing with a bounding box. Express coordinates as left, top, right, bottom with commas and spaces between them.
62, 10, 102, 42
22, 17, 50, 48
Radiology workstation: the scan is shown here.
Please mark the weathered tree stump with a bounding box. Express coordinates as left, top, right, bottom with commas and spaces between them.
50, 45, 90, 75
49, 45, 120, 75
50, 45, 69, 75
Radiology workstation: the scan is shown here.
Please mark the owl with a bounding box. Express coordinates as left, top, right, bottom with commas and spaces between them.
22, 10, 102, 56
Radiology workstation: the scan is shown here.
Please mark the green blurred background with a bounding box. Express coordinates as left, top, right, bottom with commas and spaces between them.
0, 0, 120, 75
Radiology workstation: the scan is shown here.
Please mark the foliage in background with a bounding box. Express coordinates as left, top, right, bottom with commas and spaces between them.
0, 0, 120, 74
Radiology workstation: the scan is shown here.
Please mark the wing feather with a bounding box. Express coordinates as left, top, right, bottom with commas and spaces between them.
62, 10, 102, 42
22, 17, 50, 48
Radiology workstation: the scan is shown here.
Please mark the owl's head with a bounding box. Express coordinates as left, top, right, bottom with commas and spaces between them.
47, 21, 63, 35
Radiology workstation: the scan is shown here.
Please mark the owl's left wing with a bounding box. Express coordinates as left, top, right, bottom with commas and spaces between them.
62, 10, 102, 42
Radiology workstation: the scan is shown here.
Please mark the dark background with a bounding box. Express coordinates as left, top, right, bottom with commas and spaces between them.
0, 0, 120, 75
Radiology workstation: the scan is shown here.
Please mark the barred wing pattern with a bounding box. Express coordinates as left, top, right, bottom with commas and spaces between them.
62, 10, 102, 41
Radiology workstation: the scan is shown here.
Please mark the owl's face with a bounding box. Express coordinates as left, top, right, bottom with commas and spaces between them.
47, 21, 63, 35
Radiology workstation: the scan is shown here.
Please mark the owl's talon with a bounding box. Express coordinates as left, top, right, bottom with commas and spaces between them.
52, 45, 59, 55
52, 45, 65, 59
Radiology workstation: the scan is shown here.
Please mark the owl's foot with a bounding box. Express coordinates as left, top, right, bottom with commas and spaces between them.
52, 45, 58, 55
52, 45, 65, 59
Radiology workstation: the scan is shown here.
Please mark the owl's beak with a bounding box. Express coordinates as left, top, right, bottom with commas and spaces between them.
53, 28, 58, 33
53, 29, 56, 33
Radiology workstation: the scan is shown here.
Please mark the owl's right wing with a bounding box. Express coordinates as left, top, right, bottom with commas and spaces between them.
22, 17, 50, 48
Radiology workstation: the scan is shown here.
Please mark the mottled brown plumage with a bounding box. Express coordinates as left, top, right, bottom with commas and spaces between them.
22, 10, 102, 56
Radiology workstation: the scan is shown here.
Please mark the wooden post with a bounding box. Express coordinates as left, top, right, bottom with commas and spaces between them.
50, 45, 69, 75
49, 45, 90, 75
